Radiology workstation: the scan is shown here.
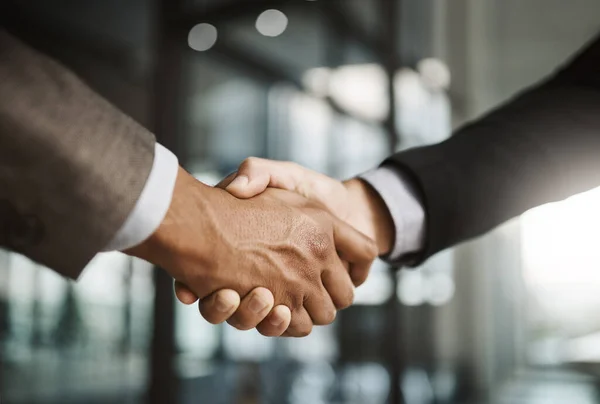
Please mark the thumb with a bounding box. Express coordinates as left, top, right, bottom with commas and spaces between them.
225, 157, 304, 199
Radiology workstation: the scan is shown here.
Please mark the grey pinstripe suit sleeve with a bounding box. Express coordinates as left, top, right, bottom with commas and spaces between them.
0, 29, 156, 278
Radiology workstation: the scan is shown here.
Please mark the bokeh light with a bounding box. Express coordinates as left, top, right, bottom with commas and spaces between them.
256, 9, 289, 37
188, 23, 218, 51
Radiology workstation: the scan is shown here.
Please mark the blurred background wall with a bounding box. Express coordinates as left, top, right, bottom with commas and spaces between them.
1, 0, 600, 403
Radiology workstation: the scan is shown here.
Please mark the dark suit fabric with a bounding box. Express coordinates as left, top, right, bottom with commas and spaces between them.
388, 33, 600, 264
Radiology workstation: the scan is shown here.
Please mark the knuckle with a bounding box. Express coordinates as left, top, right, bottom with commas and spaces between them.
306, 230, 332, 259
240, 156, 260, 171
310, 292, 337, 325
285, 289, 305, 312
319, 309, 336, 325
335, 288, 355, 310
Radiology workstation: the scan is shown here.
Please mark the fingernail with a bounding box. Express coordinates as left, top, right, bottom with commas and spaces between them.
269, 315, 285, 326
226, 175, 249, 190
215, 295, 232, 313
248, 295, 267, 314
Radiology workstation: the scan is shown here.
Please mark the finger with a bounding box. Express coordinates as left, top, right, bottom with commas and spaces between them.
282, 307, 313, 338
225, 158, 305, 199
226, 287, 275, 331
174, 281, 199, 305
332, 217, 378, 287
321, 265, 356, 310
303, 287, 337, 326
199, 289, 241, 324
256, 305, 292, 337
225, 158, 273, 198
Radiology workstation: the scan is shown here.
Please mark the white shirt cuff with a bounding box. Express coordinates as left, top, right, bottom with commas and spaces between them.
360, 166, 426, 261
103, 143, 179, 252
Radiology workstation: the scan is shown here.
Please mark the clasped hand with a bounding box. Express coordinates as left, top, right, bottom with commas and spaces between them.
130, 158, 393, 337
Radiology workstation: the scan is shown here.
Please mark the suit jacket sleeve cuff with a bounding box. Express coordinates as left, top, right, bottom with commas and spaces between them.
360, 166, 426, 263
103, 143, 179, 252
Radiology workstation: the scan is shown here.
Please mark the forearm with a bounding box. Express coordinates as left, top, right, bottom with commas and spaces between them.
0, 29, 155, 277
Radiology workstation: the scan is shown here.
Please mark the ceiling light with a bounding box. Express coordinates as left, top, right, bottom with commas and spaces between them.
188, 23, 218, 51
256, 9, 288, 37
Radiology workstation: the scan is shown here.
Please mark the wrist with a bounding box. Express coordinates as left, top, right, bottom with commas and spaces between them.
125, 167, 214, 274
343, 178, 394, 255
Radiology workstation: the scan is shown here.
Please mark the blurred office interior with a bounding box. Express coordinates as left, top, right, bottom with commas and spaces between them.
1, 0, 600, 403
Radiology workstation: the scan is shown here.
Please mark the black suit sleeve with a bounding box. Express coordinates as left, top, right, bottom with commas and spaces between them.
386, 32, 600, 264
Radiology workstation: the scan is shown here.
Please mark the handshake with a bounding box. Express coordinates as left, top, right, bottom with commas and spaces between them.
127, 158, 395, 337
